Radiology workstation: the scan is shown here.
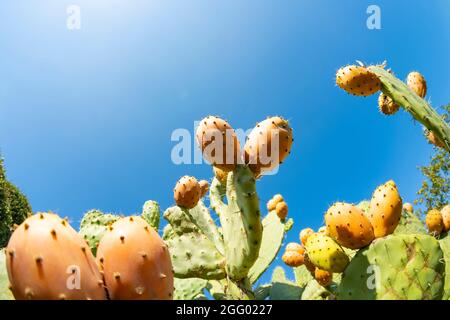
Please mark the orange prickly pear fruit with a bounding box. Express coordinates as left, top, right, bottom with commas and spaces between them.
314, 268, 333, 287
244, 116, 293, 177
426, 130, 445, 148
425, 209, 444, 236
6, 212, 106, 300
378, 93, 400, 115
173, 176, 202, 209
213, 166, 228, 185
441, 205, 450, 232
403, 203, 413, 213
196, 116, 241, 172
275, 201, 288, 220
407, 71, 427, 98
368, 180, 403, 238
267, 194, 284, 211
299, 228, 314, 245
97, 216, 174, 300
198, 180, 209, 198
336, 65, 381, 96
282, 242, 305, 267
325, 202, 375, 249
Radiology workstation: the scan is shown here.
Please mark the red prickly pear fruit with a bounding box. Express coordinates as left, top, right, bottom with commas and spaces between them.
282, 242, 305, 267
336, 65, 381, 96
378, 93, 400, 115
403, 203, 413, 213
325, 202, 375, 249
441, 205, 450, 232
406, 71, 427, 98
196, 116, 241, 172
267, 194, 284, 212
275, 201, 288, 220
173, 176, 201, 209
198, 180, 209, 198
368, 180, 403, 238
299, 228, 314, 245
97, 216, 174, 300
314, 268, 333, 287
425, 209, 444, 236
6, 212, 106, 300
244, 116, 293, 177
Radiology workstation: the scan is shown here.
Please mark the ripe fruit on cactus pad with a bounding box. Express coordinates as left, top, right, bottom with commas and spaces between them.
275, 201, 288, 220
282, 242, 304, 267
314, 268, 332, 287
403, 203, 413, 213
196, 116, 241, 172
304, 233, 349, 273
368, 180, 403, 238
425, 209, 444, 236
336, 65, 381, 96
244, 116, 293, 176
173, 176, 202, 209
406, 71, 427, 98
97, 216, 174, 300
426, 130, 445, 148
267, 194, 283, 211
198, 180, 209, 198
325, 202, 374, 249
441, 205, 450, 232
6, 212, 106, 300
378, 93, 399, 115
300, 228, 314, 245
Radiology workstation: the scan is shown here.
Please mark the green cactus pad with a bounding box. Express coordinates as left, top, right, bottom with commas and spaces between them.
394, 209, 427, 235
173, 278, 208, 300
439, 235, 450, 300
301, 280, 334, 300
0, 249, 13, 300
368, 66, 450, 152
305, 233, 350, 273
268, 266, 302, 300
248, 210, 293, 284
141, 200, 160, 230
163, 206, 201, 235
338, 234, 445, 300
294, 265, 314, 287
79, 209, 120, 256
206, 280, 227, 300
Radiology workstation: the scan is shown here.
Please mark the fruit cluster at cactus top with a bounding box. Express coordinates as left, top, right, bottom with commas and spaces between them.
6, 212, 106, 300
407, 71, 427, 98
282, 242, 305, 267
266, 194, 289, 220
173, 176, 202, 209
336, 65, 381, 96
425, 206, 450, 236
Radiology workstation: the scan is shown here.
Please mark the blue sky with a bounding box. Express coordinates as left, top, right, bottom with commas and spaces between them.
0, 1, 449, 284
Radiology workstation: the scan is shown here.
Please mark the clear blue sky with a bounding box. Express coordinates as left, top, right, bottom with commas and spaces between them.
0, 1, 449, 285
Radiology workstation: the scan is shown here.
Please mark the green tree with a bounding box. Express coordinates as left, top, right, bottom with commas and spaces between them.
415, 104, 450, 213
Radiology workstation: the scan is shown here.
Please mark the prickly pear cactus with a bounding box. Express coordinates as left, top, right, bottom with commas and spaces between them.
174, 278, 208, 300
0, 249, 13, 300
142, 200, 160, 230
394, 209, 427, 235
338, 234, 445, 300
439, 235, 450, 300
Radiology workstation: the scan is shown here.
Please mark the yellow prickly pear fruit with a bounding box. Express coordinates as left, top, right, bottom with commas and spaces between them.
244, 116, 293, 177
441, 205, 450, 232
403, 202, 413, 213
6, 212, 106, 300
318, 226, 328, 235
325, 202, 375, 249
213, 166, 228, 185
173, 176, 202, 209
426, 209, 444, 236
267, 194, 284, 211
196, 116, 241, 172
282, 242, 305, 267
299, 228, 314, 245
336, 65, 381, 96
97, 216, 174, 300
275, 201, 288, 220
198, 180, 209, 198
368, 180, 403, 238
314, 268, 333, 287
305, 233, 349, 273
378, 93, 400, 115
407, 71, 427, 98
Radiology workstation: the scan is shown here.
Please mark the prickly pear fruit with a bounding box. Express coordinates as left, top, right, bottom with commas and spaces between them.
300, 228, 314, 245
318, 226, 328, 235
275, 201, 288, 220
403, 202, 413, 213
426, 130, 445, 148
213, 166, 228, 185
303, 253, 316, 274
196, 116, 241, 172
378, 93, 399, 115
97, 216, 174, 300
6, 212, 106, 300
304, 233, 349, 273
244, 116, 293, 176
368, 180, 403, 238
314, 268, 332, 287
282, 242, 305, 267
336, 65, 381, 96
325, 202, 374, 249
407, 71, 427, 98
173, 176, 201, 209
198, 180, 209, 198
441, 205, 450, 232
267, 194, 283, 212
425, 209, 444, 236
